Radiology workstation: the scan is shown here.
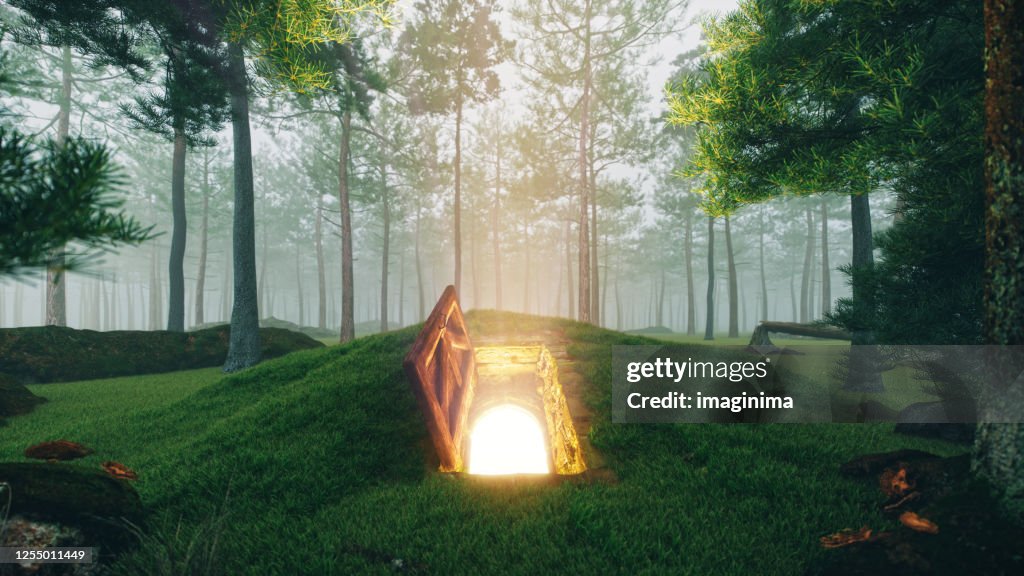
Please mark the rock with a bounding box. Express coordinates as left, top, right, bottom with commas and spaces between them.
0, 325, 324, 384
0, 373, 46, 419
0, 462, 143, 553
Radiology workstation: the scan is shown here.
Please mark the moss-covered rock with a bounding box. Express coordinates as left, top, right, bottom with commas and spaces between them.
0, 326, 324, 384
0, 373, 46, 420
0, 462, 143, 552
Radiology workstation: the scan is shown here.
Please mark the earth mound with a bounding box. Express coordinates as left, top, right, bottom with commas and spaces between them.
0, 325, 324, 384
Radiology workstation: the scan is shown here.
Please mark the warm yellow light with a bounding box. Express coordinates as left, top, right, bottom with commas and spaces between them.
467, 405, 550, 475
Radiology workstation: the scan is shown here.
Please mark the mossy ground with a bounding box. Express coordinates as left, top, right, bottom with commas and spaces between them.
0, 312, 967, 575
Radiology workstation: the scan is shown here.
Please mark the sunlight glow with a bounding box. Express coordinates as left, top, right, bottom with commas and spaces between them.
467, 405, 550, 475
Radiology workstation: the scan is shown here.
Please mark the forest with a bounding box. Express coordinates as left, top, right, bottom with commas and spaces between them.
0, 0, 873, 348
1, 0, 1023, 574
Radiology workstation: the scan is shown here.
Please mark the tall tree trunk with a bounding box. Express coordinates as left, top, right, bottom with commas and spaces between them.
975, 0, 1024, 523
589, 143, 599, 325
14, 282, 22, 327
725, 215, 739, 338
221, 233, 231, 322
415, 197, 424, 322
800, 207, 814, 323
798, 206, 815, 323
704, 216, 715, 340
845, 191, 883, 391
615, 276, 621, 330
149, 242, 160, 330
258, 195, 270, 313
820, 199, 831, 316
194, 150, 211, 327
492, 142, 503, 310
760, 205, 768, 322
657, 270, 666, 327
685, 210, 695, 335
470, 192, 479, 308
380, 162, 390, 333
790, 260, 798, 322
850, 193, 875, 338
602, 236, 610, 324
522, 223, 530, 313
453, 94, 464, 296
315, 192, 326, 330
167, 127, 187, 331
398, 245, 405, 327
577, 0, 593, 323
223, 42, 261, 372
125, 282, 132, 329
565, 218, 575, 319
46, 45, 72, 327
296, 243, 304, 327
338, 110, 355, 343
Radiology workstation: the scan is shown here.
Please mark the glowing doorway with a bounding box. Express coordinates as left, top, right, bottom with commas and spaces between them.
467, 404, 550, 475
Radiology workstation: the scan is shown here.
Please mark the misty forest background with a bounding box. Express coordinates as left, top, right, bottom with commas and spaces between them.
0, 0, 883, 345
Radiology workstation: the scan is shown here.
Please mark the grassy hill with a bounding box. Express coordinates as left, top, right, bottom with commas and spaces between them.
0, 312, 965, 575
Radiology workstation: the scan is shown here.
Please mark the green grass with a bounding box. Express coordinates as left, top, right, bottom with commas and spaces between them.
0, 313, 966, 575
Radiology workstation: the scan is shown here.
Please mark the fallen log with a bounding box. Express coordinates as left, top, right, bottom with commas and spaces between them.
749, 321, 851, 346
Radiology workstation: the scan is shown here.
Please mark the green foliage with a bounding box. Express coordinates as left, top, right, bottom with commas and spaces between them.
221, 0, 395, 93
667, 0, 985, 343
120, 39, 229, 147
399, 0, 511, 115
0, 127, 153, 276
668, 0, 981, 213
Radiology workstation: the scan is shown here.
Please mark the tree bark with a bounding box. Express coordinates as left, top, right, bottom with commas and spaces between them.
850, 193, 875, 339
194, 150, 211, 327
800, 207, 814, 324
726, 215, 739, 338
656, 270, 665, 327
975, 0, 1024, 524
589, 138, 599, 326
398, 245, 405, 327
167, 128, 187, 331
820, 199, 831, 316
846, 191, 883, 391
415, 196, 424, 322
704, 216, 715, 340
296, 243, 304, 327
339, 110, 355, 343
522, 222, 531, 313
223, 42, 261, 372
315, 191, 326, 330
577, 0, 593, 323
454, 94, 464, 296
760, 205, 768, 322
380, 160, 390, 333
686, 210, 695, 335
565, 218, 574, 319
46, 45, 73, 327
749, 321, 851, 346
493, 139, 503, 310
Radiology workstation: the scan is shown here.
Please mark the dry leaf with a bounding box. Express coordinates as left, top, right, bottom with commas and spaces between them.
899, 511, 939, 534
101, 461, 138, 481
880, 467, 915, 497
820, 526, 875, 549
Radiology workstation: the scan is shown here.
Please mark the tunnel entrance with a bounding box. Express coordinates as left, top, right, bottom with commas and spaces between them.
467, 404, 549, 475
404, 286, 587, 476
